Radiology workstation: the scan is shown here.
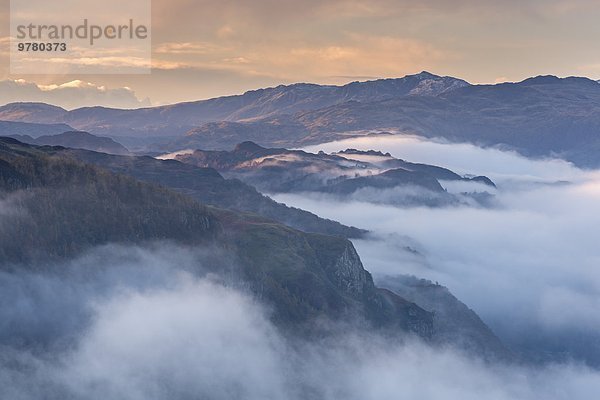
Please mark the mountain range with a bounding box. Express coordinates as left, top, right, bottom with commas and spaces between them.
2, 72, 600, 167
0, 72, 466, 133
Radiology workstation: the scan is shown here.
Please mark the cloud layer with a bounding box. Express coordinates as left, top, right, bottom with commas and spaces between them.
1, 243, 600, 399
277, 136, 600, 365
0, 79, 150, 109
303, 135, 584, 183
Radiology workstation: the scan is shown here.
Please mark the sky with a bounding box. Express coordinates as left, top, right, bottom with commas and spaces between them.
1, 0, 600, 106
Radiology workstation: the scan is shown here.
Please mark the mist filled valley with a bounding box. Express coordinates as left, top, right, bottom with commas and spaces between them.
281, 136, 600, 366
3, 70, 600, 398
1, 127, 600, 399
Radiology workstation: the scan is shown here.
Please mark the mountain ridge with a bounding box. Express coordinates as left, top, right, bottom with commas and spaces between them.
38, 142, 368, 239
171, 141, 495, 207
0, 72, 468, 137
3, 73, 600, 166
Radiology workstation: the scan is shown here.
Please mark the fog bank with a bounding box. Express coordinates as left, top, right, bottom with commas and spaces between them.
303, 135, 586, 183
273, 136, 600, 365
1, 244, 599, 399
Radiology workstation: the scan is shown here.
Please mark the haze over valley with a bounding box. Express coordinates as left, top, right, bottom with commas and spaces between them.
2, 71, 600, 399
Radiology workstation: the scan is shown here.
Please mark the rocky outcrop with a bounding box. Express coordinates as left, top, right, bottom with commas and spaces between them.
307, 235, 434, 337
331, 243, 370, 296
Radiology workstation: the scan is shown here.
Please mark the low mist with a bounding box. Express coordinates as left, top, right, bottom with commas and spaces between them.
1, 244, 599, 399
303, 135, 584, 183
274, 136, 600, 365
2, 135, 600, 398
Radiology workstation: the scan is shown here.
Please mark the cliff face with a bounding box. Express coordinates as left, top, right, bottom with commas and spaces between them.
305, 234, 434, 337
331, 243, 370, 296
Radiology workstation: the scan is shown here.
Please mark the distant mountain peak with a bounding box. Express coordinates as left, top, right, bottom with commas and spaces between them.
414, 71, 439, 78
234, 141, 265, 153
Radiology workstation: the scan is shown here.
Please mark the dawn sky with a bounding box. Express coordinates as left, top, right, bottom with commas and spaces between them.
1, 0, 600, 107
